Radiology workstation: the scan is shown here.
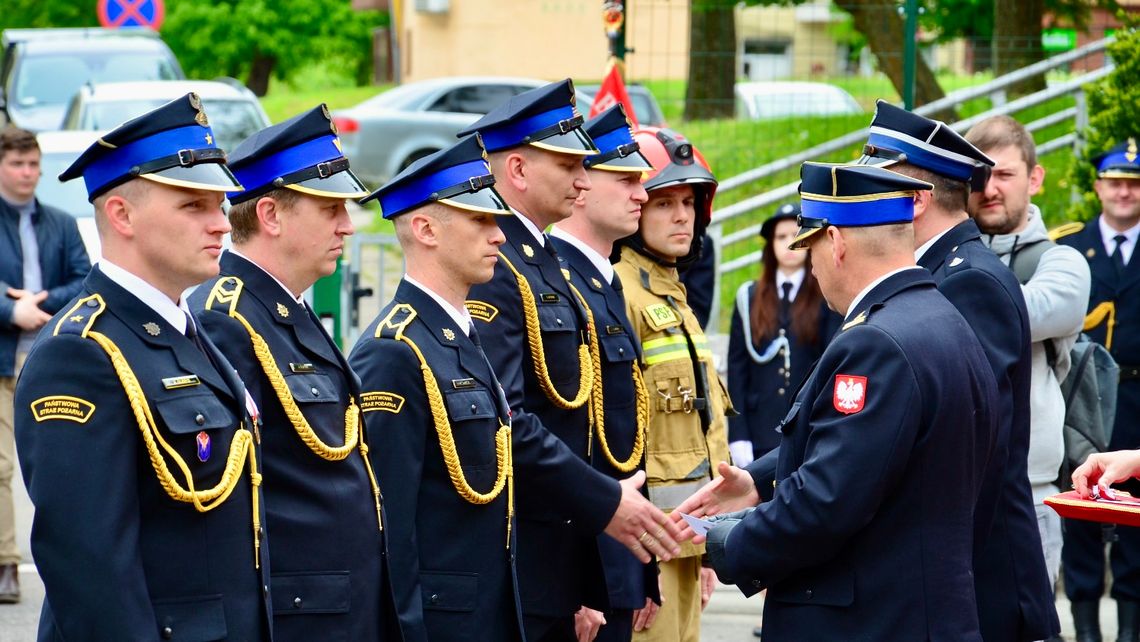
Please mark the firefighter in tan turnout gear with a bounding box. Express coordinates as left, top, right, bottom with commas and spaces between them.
614, 127, 733, 642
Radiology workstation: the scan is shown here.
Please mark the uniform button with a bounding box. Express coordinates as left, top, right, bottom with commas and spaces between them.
777, 389, 785, 396
618, 347, 625, 356
195, 413, 205, 425
429, 593, 440, 604
470, 404, 478, 414
556, 318, 563, 326
805, 589, 813, 599
86, 300, 98, 308
161, 626, 173, 639
777, 368, 785, 375
293, 596, 303, 609
311, 387, 320, 396
263, 584, 269, 598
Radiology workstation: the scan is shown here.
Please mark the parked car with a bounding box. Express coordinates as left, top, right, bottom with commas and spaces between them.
575, 83, 667, 128
62, 80, 272, 154
0, 27, 184, 132
36, 130, 103, 261
333, 76, 599, 186
734, 81, 862, 120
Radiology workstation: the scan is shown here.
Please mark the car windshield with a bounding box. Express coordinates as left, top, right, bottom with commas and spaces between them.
357, 83, 434, 111
13, 52, 179, 107
82, 98, 266, 152
741, 87, 860, 119
37, 150, 93, 219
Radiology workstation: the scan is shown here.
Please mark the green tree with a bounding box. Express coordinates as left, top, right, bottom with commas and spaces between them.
685, 0, 737, 120
3, 0, 96, 28
1068, 23, 1140, 221
162, 0, 386, 96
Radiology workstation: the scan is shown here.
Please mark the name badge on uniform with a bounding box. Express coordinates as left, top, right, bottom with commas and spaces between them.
642, 303, 679, 331
540, 293, 560, 304
289, 363, 316, 373
162, 375, 201, 390
605, 325, 626, 335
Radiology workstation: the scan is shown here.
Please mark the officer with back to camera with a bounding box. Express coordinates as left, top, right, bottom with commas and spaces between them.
15, 94, 271, 640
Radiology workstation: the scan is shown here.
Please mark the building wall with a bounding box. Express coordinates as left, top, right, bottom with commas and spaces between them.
398, 0, 690, 83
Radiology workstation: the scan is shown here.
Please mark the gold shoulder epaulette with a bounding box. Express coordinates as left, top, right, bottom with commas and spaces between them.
53, 294, 105, 338
842, 309, 868, 331
1049, 222, 1085, 241
204, 276, 245, 315
376, 303, 417, 340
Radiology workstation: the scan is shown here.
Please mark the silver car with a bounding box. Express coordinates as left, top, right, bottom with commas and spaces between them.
61, 79, 272, 154
332, 76, 598, 187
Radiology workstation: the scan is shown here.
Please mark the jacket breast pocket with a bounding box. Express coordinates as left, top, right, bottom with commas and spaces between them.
284, 371, 339, 405
443, 388, 499, 468
271, 571, 351, 615
421, 571, 478, 612
536, 301, 576, 335
600, 333, 636, 365
153, 389, 235, 435
152, 594, 227, 641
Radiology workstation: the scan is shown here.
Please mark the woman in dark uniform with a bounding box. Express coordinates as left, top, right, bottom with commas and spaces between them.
727, 203, 841, 466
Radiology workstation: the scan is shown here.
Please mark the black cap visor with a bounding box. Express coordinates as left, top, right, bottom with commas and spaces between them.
528, 127, 598, 156
141, 161, 242, 193
286, 168, 371, 200
440, 184, 511, 215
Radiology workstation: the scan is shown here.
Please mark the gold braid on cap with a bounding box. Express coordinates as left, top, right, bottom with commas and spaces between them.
377, 304, 514, 547
497, 252, 592, 409
568, 281, 647, 472
204, 277, 383, 532
60, 294, 264, 568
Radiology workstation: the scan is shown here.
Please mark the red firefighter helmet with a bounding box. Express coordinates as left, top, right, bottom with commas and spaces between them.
633, 127, 717, 225
625, 127, 717, 268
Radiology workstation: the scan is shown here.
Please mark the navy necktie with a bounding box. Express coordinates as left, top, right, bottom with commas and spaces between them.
1113, 234, 1128, 274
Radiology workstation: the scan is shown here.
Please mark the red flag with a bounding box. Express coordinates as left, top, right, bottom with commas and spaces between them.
587, 59, 638, 127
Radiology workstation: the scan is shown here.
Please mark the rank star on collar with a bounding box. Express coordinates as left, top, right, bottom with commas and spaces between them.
833, 374, 867, 414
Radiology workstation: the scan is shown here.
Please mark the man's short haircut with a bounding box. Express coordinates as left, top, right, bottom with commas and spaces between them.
893, 163, 968, 213
0, 126, 39, 162
965, 115, 1037, 170
228, 188, 302, 244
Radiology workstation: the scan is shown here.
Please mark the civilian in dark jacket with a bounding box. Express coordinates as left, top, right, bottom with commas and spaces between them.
0, 126, 89, 602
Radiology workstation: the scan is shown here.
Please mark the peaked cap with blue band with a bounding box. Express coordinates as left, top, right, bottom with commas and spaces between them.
858, 100, 994, 188
582, 104, 651, 172
226, 104, 369, 205
361, 133, 509, 220
456, 79, 597, 155
59, 92, 240, 201
789, 162, 934, 250
1093, 137, 1140, 179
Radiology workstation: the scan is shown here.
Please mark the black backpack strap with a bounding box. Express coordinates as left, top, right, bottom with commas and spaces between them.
1009, 238, 1055, 285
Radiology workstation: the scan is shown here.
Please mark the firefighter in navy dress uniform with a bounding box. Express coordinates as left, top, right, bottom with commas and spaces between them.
726, 202, 841, 467
14, 95, 272, 641
456, 79, 683, 642
348, 135, 526, 642
694, 162, 999, 641
549, 104, 660, 642
188, 105, 399, 641
857, 100, 1059, 642
1056, 138, 1140, 642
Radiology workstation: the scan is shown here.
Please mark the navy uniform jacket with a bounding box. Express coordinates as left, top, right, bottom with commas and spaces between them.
551, 236, 659, 611
1058, 219, 1140, 449
15, 266, 271, 641
349, 280, 524, 642
727, 282, 840, 459
730, 269, 997, 642
466, 214, 622, 617
190, 251, 397, 642
919, 219, 1058, 641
